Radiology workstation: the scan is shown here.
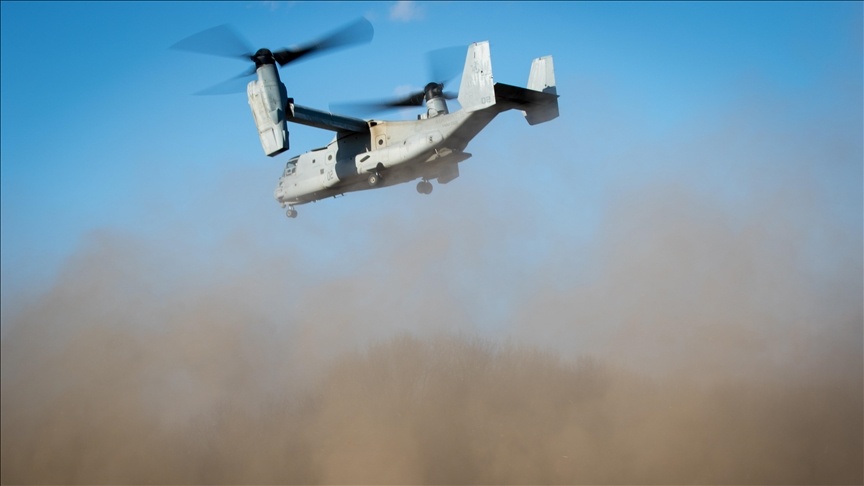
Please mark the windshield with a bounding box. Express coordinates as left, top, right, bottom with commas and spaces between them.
284, 156, 299, 176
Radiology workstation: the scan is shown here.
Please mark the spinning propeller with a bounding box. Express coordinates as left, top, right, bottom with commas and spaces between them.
330, 46, 465, 115
171, 18, 374, 95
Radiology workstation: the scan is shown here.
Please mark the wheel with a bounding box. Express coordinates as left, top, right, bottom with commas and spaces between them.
368, 173, 381, 187
416, 180, 433, 194
286, 208, 298, 218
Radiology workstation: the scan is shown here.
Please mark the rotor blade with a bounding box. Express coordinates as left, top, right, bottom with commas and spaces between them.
328, 101, 409, 117
387, 90, 427, 108
330, 90, 426, 116
170, 24, 254, 60
194, 67, 256, 95
427, 45, 465, 85
327, 44, 462, 116
273, 17, 373, 66
330, 85, 458, 116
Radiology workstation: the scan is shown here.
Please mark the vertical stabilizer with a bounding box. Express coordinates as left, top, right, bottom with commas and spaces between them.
524, 55, 558, 125
458, 41, 496, 113
527, 56, 556, 95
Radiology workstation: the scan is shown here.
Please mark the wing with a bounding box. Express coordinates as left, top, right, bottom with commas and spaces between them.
287, 102, 369, 133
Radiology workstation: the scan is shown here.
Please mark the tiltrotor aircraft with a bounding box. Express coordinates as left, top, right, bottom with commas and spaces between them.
172, 18, 558, 218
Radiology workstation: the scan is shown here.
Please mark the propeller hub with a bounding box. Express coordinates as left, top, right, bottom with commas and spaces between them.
424, 82, 444, 101
252, 48, 275, 68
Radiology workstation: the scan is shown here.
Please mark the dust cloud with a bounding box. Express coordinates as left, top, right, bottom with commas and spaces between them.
2, 84, 863, 484
2, 173, 861, 484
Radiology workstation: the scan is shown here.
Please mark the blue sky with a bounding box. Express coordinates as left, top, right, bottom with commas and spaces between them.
1, 1, 861, 350
2, 5, 863, 482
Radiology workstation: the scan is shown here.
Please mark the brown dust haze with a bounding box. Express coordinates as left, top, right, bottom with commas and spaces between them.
2, 174, 861, 484
2, 63, 863, 484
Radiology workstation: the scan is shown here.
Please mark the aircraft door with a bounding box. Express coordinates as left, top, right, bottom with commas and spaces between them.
323, 150, 340, 188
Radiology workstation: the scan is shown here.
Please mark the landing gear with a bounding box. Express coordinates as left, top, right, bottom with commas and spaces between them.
286, 206, 298, 218
368, 172, 382, 187
416, 180, 433, 195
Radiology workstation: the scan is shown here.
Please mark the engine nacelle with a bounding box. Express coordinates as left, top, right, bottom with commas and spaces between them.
247, 64, 289, 157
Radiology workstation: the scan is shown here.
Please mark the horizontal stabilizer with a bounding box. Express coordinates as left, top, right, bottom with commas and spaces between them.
494, 83, 559, 106
493, 78, 559, 126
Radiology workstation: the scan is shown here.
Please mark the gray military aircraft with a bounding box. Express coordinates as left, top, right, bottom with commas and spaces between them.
172, 19, 558, 218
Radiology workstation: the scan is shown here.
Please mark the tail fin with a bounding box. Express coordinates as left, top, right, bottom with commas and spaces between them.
527, 56, 556, 95
457, 41, 496, 113
524, 56, 558, 125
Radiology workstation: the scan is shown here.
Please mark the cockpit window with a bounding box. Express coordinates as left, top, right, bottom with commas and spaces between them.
284, 157, 299, 176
